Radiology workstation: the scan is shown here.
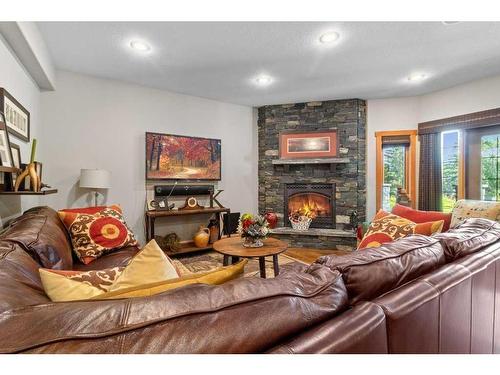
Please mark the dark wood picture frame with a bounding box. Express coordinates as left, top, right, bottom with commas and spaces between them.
10, 142, 21, 169
0, 114, 14, 168
0, 88, 30, 142
278, 129, 339, 159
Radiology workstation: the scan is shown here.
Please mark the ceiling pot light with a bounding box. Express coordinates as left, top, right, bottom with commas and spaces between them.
129, 40, 151, 52
319, 31, 340, 44
407, 73, 427, 82
442, 21, 460, 25
255, 75, 273, 86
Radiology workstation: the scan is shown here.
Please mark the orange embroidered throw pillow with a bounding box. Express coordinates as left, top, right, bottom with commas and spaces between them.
358, 210, 444, 250
58, 205, 138, 264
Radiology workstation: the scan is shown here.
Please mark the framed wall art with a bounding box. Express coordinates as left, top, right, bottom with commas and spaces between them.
146, 132, 221, 181
0, 88, 30, 142
279, 130, 338, 159
0, 115, 14, 168
10, 143, 21, 168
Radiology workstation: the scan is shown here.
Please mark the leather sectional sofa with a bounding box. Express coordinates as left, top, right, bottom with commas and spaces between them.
0, 206, 499, 354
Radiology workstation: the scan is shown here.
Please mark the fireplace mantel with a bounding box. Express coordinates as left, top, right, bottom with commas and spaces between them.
272, 157, 350, 172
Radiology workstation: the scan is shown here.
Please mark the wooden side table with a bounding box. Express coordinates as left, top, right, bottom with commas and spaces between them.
212, 236, 288, 278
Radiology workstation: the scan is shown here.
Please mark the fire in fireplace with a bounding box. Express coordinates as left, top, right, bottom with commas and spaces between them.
284, 183, 336, 228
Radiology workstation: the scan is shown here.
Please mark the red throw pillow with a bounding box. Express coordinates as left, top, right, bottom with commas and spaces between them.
392, 204, 452, 232
58, 205, 138, 264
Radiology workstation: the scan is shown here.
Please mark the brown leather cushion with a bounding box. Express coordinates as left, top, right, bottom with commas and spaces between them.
0, 242, 50, 314
314, 234, 445, 305
0, 207, 73, 269
0, 264, 348, 353
434, 218, 500, 262
72, 246, 139, 271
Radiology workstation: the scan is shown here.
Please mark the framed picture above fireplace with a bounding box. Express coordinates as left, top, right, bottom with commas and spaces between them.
279, 130, 338, 159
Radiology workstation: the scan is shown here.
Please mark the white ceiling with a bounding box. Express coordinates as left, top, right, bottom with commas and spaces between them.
37, 22, 500, 107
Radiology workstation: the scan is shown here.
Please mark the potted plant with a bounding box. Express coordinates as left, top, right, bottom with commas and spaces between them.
238, 213, 270, 248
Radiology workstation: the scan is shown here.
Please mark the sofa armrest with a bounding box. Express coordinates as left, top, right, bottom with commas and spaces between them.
267, 302, 388, 354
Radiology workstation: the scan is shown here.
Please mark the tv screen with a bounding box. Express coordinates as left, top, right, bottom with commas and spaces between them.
146, 132, 221, 181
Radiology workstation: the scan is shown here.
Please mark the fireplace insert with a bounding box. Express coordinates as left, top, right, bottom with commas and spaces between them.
284, 183, 336, 228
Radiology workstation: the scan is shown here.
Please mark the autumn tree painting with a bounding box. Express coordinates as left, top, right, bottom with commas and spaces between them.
146, 133, 221, 180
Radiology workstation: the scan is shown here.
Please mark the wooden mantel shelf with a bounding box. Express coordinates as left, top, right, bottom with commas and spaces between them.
272, 157, 350, 172
272, 157, 350, 165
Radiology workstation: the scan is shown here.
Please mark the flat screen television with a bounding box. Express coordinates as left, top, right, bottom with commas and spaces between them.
146, 132, 221, 181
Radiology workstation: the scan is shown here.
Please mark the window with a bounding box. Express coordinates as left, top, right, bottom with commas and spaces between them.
481, 133, 500, 201
375, 130, 417, 211
466, 125, 500, 201
382, 145, 406, 210
441, 131, 460, 212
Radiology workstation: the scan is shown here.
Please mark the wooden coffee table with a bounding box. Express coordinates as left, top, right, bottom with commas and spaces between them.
213, 237, 288, 278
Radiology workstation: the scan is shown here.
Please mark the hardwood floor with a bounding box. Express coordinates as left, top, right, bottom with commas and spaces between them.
284, 247, 351, 265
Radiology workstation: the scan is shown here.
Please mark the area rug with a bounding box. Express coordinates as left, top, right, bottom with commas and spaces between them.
172, 251, 307, 279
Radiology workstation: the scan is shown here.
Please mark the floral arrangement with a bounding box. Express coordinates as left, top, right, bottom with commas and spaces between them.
238, 213, 270, 247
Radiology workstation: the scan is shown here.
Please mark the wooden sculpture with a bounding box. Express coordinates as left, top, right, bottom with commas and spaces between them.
14, 139, 40, 192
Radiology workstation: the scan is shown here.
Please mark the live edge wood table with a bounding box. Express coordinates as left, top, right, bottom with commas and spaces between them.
212, 237, 288, 278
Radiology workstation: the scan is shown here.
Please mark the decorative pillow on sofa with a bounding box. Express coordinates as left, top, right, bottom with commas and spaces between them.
92, 259, 248, 300
40, 240, 179, 302
58, 205, 138, 264
358, 210, 444, 249
392, 204, 452, 232
450, 199, 500, 228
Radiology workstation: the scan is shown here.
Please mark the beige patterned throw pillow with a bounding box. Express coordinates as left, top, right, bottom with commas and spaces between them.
450, 199, 500, 228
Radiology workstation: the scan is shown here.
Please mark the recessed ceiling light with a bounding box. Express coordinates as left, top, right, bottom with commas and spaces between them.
255, 75, 273, 86
442, 21, 460, 25
319, 31, 340, 44
407, 73, 427, 82
129, 40, 151, 52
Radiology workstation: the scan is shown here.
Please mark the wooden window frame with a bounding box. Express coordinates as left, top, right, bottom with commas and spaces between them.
375, 130, 417, 211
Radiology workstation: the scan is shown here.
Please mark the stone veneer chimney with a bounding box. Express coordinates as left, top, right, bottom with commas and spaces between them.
257, 99, 366, 250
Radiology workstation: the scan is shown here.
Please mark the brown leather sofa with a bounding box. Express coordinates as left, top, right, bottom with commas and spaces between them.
0, 206, 499, 354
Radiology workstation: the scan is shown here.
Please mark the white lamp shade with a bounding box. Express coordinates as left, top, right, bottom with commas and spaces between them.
80, 169, 111, 189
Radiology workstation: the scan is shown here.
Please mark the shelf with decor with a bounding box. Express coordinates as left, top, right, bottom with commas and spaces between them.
0, 189, 58, 195
145, 207, 232, 256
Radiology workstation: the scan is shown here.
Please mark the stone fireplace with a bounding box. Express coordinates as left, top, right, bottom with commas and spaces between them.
284, 183, 336, 228
258, 99, 366, 250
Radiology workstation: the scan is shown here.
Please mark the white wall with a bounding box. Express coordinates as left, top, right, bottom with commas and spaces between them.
366, 73, 500, 220
366, 97, 420, 219
40, 71, 257, 244
0, 34, 42, 226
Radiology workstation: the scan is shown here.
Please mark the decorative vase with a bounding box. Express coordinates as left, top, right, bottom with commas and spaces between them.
264, 212, 278, 229
193, 226, 210, 248
242, 237, 264, 248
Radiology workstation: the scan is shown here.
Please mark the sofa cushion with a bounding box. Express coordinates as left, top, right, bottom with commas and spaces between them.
40, 240, 179, 302
451, 199, 500, 228
0, 206, 73, 269
58, 205, 138, 264
315, 234, 446, 305
0, 241, 50, 314
392, 204, 452, 232
434, 218, 500, 261
358, 210, 444, 249
72, 245, 139, 271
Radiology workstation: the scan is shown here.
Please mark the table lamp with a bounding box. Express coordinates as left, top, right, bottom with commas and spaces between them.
80, 169, 111, 206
